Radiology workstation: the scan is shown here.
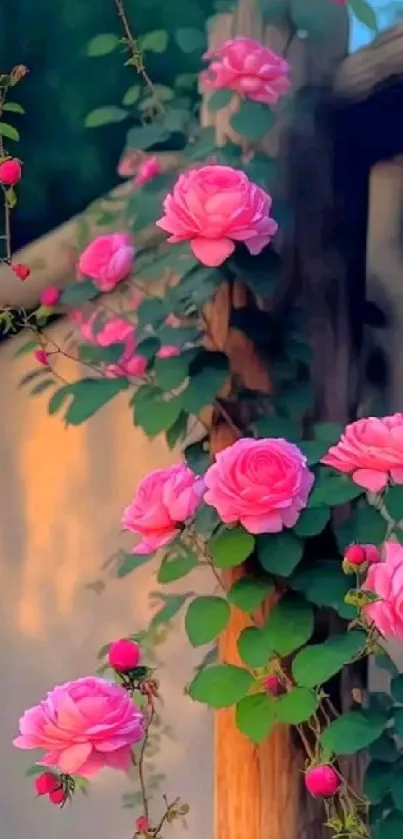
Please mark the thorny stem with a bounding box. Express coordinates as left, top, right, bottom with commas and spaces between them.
138, 702, 154, 822
0, 86, 12, 263
113, 0, 165, 113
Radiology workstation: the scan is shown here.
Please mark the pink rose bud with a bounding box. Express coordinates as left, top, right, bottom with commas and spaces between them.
34, 349, 49, 367
156, 345, 181, 359
364, 544, 382, 564
49, 787, 66, 806
11, 263, 30, 280
108, 638, 141, 672
134, 155, 162, 187
344, 545, 367, 566
156, 165, 278, 268
78, 233, 135, 292
263, 675, 282, 696
35, 772, 60, 797
136, 816, 149, 834
0, 157, 22, 186
305, 765, 340, 798
40, 286, 60, 307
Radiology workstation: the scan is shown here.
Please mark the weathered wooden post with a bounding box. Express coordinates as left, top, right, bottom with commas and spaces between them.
200, 3, 352, 838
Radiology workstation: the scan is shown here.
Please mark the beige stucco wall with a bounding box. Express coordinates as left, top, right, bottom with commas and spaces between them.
0, 322, 213, 839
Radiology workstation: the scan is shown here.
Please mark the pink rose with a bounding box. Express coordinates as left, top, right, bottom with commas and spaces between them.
78, 233, 135, 291
203, 437, 314, 534
156, 345, 181, 359
200, 37, 290, 106
134, 155, 162, 187
156, 165, 278, 267
74, 311, 147, 378
362, 541, 403, 640
39, 286, 60, 307
321, 414, 403, 493
122, 464, 204, 554
13, 676, 144, 778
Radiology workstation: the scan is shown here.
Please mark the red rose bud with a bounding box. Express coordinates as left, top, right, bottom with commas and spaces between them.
305, 765, 340, 798
49, 787, 66, 806
364, 544, 382, 564
34, 349, 49, 367
136, 816, 149, 834
342, 544, 367, 574
108, 638, 141, 672
39, 286, 60, 307
11, 263, 30, 280
263, 674, 282, 696
0, 158, 22, 186
35, 772, 59, 797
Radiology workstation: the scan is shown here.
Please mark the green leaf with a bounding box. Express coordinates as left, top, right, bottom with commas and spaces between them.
157, 545, 199, 583
365, 761, 395, 805
48, 387, 71, 416
393, 707, 403, 738
26, 764, 56, 778
369, 734, 399, 764
230, 101, 275, 141
85, 107, 128, 128
237, 626, 272, 668
257, 532, 303, 577
154, 355, 190, 390
235, 693, 276, 743
60, 378, 129, 425
175, 27, 205, 53
390, 772, 403, 812
391, 675, 403, 703
117, 552, 154, 578
291, 560, 354, 619
150, 592, 192, 628
227, 577, 273, 613
350, 505, 387, 545
141, 30, 169, 53
60, 278, 98, 305
294, 506, 330, 538
385, 486, 403, 524
188, 664, 253, 708
0, 122, 20, 141
185, 595, 230, 646
298, 440, 329, 465
349, 0, 378, 32
313, 422, 344, 444
308, 471, 364, 507
277, 688, 319, 724
78, 343, 126, 364
292, 630, 366, 688
133, 390, 184, 438
86, 33, 120, 56
126, 122, 170, 151
166, 411, 188, 449
254, 416, 300, 441
14, 338, 38, 357
376, 812, 403, 839
182, 352, 229, 415
321, 709, 386, 756
122, 85, 141, 106
209, 527, 255, 569
208, 89, 234, 112
2, 101, 25, 114
263, 594, 313, 656
184, 440, 211, 475
31, 379, 54, 396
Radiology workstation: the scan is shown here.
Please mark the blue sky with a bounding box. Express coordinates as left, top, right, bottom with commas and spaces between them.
350, 0, 403, 52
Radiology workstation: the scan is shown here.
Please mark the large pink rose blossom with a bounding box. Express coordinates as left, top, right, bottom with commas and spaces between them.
122, 464, 204, 554
200, 37, 290, 106
134, 155, 162, 187
13, 676, 144, 778
203, 437, 314, 534
73, 310, 147, 378
321, 414, 403, 493
156, 165, 278, 267
362, 541, 403, 640
78, 233, 135, 292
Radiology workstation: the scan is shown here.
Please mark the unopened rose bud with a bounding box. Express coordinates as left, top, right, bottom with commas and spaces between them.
10, 65, 29, 85
39, 286, 60, 307
35, 772, 59, 797
364, 544, 382, 564
343, 544, 367, 574
34, 349, 49, 367
49, 787, 66, 806
0, 158, 22, 186
305, 764, 340, 798
136, 816, 149, 834
108, 638, 141, 672
11, 262, 30, 280
263, 674, 283, 696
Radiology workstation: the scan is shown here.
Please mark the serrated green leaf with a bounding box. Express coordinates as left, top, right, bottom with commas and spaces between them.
86, 33, 120, 56
230, 100, 275, 141
237, 626, 272, 668
263, 594, 313, 656
321, 709, 386, 756
133, 390, 184, 438
277, 687, 319, 724
85, 106, 128, 128
257, 532, 303, 576
227, 577, 273, 613
54, 377, 129, 425
188, 664, 253, 708
154, 354, 190, 390
235, 693, 276, 743
157, 545, 199, 584
185, 595, 230, 646
292, 630, 366, 688
209, 527, 254, 569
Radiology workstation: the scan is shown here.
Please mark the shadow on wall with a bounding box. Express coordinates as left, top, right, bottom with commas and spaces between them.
0, 323, 213, 839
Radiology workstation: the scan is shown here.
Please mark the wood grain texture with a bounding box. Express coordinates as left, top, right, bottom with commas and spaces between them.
335, 22, 403, 100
